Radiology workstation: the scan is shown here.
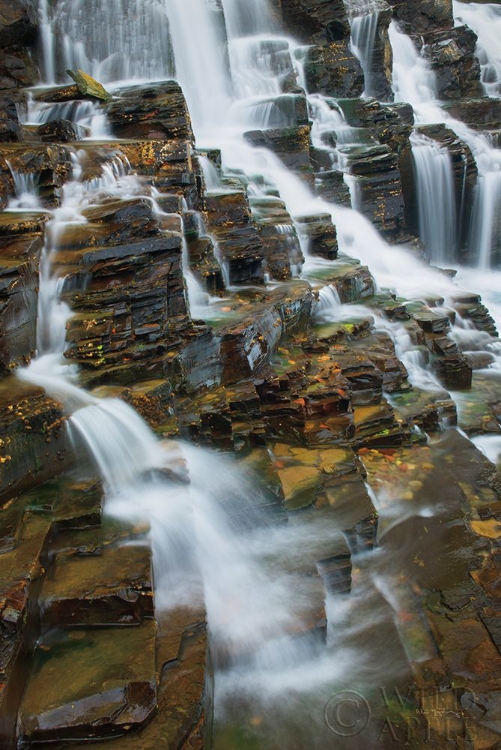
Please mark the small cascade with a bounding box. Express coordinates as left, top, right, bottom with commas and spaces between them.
198, 155, 223, 192
411, 132, 457, 265
350, 10, 381, 98
6, 163, 41, 210
453, 0, 501, 97
390, 18, 501, 267
25, 96, 111, 139
389, 20, 441, 121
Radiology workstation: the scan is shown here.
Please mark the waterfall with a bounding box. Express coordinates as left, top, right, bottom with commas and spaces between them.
390, 18, 501, 267
453, 0, 501, 97
36, 0, 175, 84
411, 132, 457, 265
350, 10, 381, 98
18, 0, 501, 744
6, 162, 41, 210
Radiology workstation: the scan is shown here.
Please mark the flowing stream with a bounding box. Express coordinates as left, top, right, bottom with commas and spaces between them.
14, 0, 501, 745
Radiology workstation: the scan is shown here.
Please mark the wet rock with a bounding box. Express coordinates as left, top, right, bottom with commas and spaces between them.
66, 69, 111, 101
0, 212, 46, 371
346, 1, 394, 102
244, 125, 312, 176
0, 510, 51, 749
17, 623, 158, 743
0, 379, 69, 504
0, 0, 38, 48
441, 97, 501, 130
421, 25, 482, 100
415, 124, 477, 249
0, 97, 20, 142
204, 191, 265, 285
432, 337, 473, 390
449, 292, 498, 337
0, 144, 73, 205
106, 81, 193, 141
0, 48, 38, 93
295, 213, 338, 260
37, 119, 80, 143
310, 258, 376, 302
304, 41, 364, 99
343, 144, 406, 239
314, 167, 352, 205
280, 0, 351, 43
41, 543, 153, 627
387, 0, 453, 34
250, 196, 303, 280
79, 139, 199, 208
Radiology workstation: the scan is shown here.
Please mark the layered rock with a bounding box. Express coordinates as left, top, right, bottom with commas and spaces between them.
345, 0, 394, 101
0, 0, 39, 95
303, 41, 364, 99
279, 0, 351, 43
203, 190, 265, 285
421, 25, 483, 100
388, 0, 453, 34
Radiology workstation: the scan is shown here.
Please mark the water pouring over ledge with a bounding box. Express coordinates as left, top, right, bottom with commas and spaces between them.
5, 0, 501, 745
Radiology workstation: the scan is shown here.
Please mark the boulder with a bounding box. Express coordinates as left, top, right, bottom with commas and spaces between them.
304, 41, 364, 99
37, 119, 80, 143
105, 81, 193, 142
421, 25, 482, 100
66, 69, 111, 101
204, 191, 265, 285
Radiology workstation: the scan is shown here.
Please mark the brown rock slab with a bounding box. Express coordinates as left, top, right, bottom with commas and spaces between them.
41, 543, 153, 627
17, 622, 158, 744
66, 69, 111, 101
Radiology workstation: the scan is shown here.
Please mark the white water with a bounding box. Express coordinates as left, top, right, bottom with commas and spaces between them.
6, 162, 42, 210
453, 0, 501, 97
411, 132, 457, 264
390, 18, 501, 269
350, 10, 381, 98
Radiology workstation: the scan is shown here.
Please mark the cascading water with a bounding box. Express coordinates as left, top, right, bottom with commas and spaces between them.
390, 18, 501, 269
410, 132, 457, 265
36, 0, 175, 84
453, 0, 501, 97
6, 163, 41, 210
350, 10, 381, 98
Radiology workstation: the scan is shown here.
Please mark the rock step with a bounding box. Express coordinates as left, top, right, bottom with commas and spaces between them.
0, 475, 103, 748
49, 606, 210, 750
16, 622, 158, 745
305, 257, 376, 302
40, 542, 153, 628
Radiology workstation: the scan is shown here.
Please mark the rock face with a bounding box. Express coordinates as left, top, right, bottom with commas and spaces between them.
105, 81, 193, 142
421, 25, 483, 100
304, 41, 365, 99
280, 0, 351, 43
388, 0, 453, 34
0, 0, 39, 96
346, 0, 394, 102
0, 212, 45, 370
0, 0, 38, 48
